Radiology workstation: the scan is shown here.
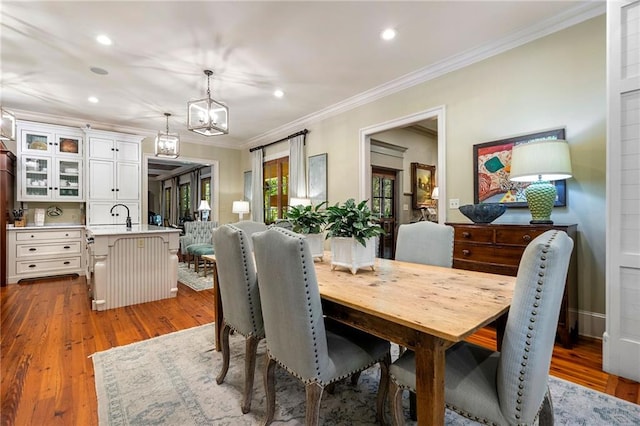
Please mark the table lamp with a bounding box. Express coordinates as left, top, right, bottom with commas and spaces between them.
197, 200, 211, 221
509, 139, 572, 224
232, 200, 250, 221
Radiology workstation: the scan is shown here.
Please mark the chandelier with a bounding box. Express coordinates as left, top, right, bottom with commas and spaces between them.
187, 70, 229, 136
155, 113, 180, 158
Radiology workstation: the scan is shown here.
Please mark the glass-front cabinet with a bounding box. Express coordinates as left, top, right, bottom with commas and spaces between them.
21, 128, 82, 157
19, 156, 83, 201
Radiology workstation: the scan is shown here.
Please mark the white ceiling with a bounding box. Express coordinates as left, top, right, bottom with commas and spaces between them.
1, 1, 602, 150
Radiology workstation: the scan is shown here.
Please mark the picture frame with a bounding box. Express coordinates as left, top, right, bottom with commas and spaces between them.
473, 128, 566, 207
308, 153, 327, 206
411, 162, 436, 209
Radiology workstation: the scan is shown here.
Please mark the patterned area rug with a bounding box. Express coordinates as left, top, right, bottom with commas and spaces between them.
92, 324, 640, 425
177, 262, 213, 291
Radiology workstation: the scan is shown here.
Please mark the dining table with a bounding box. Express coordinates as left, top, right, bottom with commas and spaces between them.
208, 252, 516, 425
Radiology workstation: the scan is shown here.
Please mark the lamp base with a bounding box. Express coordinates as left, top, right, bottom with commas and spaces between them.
530, 219, 554, 225
524, 180, 556, 224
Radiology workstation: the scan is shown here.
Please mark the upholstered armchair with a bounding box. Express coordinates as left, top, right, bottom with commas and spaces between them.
230, 220, 267, 251
395, 221, 454, 267
252, 227, 391, 426
389, 230, 574, 425
211, 224, 264, 414
179, 221, 217, 258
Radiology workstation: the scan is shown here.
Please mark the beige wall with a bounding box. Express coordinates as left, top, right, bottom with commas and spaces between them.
240, 16, 606, 320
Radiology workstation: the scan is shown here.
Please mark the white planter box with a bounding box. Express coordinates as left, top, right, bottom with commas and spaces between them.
330, 236, 376, 275
304, 232, 325, 261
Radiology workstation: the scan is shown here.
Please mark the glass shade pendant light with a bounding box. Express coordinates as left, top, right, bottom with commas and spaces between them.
0, 107, 16, 141
155, 113, 180, 158
187, 69, 229, 136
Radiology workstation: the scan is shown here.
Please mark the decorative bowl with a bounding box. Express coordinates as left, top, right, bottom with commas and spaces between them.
459, 203, 507, 224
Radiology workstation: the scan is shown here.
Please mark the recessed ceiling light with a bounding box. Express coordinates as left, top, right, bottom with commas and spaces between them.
90, 66, 109, 75
88, 96, 99, 103
96, 34, 112, 46
381, 28, 396, 41
274, 89, 284, 98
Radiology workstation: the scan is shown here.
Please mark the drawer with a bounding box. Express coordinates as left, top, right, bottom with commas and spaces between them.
453, 226, 494, 243
15, 229, 83, 241
453, 259, 518, 277
453, 243, 525, 266
16, 241, 82, 258
495, 228, 548, 246
16, 257, 81, 274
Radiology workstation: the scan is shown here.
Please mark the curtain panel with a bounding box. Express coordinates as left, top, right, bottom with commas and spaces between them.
251, 150, 264, 222
288, 134, 306, 199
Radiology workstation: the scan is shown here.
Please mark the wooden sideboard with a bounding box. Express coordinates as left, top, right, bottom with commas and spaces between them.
446, 222, 578, 348
1, 143, 16, 287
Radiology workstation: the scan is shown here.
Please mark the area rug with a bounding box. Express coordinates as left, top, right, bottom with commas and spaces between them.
92, 324, 640, 425
177, 262, 213, 291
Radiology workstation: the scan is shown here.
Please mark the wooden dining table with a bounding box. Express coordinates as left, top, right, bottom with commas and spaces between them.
207, 252, 516, 425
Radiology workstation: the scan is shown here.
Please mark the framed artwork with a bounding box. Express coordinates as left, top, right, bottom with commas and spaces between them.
411, 162, 435, 209
308, 153, 327, 206
473, 128, 566, 207
243, 171, 252, 201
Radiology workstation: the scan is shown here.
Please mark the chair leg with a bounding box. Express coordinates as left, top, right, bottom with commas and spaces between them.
216, 323, 231, 384
350, 371, 362, 385
409, 392, 417, 420
305, 382, 324, 426
241, 336, 260, 414
262, 356, 277, 426
389, 379, 405, 426
539, 390, 554, 426
376, 352, 391, 425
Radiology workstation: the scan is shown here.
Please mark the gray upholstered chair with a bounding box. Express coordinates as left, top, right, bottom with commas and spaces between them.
395, 221, 454, 267
389, 229, 574, 425
211, 224, 264, 414
230, 220, 267, 251
252, 227, 391, 426
179, 221, 216, 265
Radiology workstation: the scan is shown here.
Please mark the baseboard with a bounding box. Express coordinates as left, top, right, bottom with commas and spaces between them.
576, 309, 606, 339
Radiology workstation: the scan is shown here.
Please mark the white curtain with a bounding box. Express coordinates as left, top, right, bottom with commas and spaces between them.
288, 134, 306, 199
171, 177, 179, 223
251, 149, 264, 222
190, 169, 201, 219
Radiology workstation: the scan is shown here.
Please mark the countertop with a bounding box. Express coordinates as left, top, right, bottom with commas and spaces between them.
85, 224, 181, 236
7, 224, 85, 231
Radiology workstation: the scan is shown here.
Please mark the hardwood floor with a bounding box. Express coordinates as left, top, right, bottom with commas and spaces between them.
1, 274, 638, 425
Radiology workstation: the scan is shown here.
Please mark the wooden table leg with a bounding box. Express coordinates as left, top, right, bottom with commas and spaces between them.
414, 335, 447, 425
211, 261, 223, 352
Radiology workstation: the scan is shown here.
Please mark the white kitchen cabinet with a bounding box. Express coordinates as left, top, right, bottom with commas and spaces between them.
19, 121, 83, 157
7, 226, 85, 283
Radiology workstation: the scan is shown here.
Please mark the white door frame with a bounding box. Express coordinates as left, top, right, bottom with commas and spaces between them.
358, 105, 446, 222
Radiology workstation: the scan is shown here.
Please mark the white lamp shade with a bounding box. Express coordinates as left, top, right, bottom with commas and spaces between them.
509, 139, 573, 182
431, 187, 439, 200
289, 197, 311, 207
197, 200, 211, 211
232, 200, 250, 214
0, 107, 16, 141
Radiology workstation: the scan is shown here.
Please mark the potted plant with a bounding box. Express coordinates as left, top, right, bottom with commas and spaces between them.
284, 201, 327, 260
325, 198, 385, 274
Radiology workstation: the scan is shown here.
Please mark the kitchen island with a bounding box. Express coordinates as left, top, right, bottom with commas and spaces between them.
86, 224, 181, 311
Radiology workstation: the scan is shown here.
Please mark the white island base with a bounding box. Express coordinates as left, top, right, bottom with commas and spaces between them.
86, 225, 181, 311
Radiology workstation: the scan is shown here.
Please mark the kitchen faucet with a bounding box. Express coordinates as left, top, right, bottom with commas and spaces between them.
110, 204, 132, 229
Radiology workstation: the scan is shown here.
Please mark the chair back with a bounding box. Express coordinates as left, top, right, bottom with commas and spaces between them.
252, 228, 330, 381
395, 221, 454, 267
232, 221, 268, 251
211, 225, 263, 338
497, 229, 573, 423
184, 221, 217, 244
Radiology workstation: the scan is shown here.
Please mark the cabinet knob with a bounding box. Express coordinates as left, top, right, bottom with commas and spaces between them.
63, 261, 71, 265
116, 188, 119, 192
28, 264, 36, 268
462, 232, 471, 238
48, 187, 53, 190
63, 246, 70, 249
111, 188, 115, 191
111, 148, 115, 151
30, 235, 35, 238
29, 248, 37, 251
54, 187, 58, 190
462, 249, 471, 256
523, 234, 532, 242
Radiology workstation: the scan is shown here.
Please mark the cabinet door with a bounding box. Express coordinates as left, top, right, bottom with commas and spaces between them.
116, 140, 140, 163
21, 129, 53, 154
56, 158, 83, 201
88, 137, 115, 160
88, 159, 115, 200
20, 155, 53, 200
116, 162, 139, 200
55, 132, 83, 157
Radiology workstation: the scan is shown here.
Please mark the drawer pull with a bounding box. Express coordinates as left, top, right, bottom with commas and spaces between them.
523, 234, 532, 242
462, 232, 471, 239
462, 249, 471, 256
30, 235, 35, 238
29, 248, 37, 251
63, 246, 70, 249
63, 261, 71, 265
28, 264, 37, 268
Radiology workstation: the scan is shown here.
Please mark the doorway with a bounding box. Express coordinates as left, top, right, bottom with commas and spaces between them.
372, 167, 397, 259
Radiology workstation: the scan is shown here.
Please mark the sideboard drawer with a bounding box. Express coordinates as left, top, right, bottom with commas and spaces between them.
15, 229, 82, 241
453, 227, 494, 243
16, 241, 82, 258
495, 228, 548, 246
454, 243, 524, 266
16, 257, 81, 275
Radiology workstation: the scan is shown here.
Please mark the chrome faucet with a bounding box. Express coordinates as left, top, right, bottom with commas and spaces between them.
110, 204, 132, 229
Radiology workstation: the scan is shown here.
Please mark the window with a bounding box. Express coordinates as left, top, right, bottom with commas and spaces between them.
163, 187, 171, 223
179, 183, 191, 219
200, 177, 211, 207
372, 170, 395, 218
263, 157, 289, 224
